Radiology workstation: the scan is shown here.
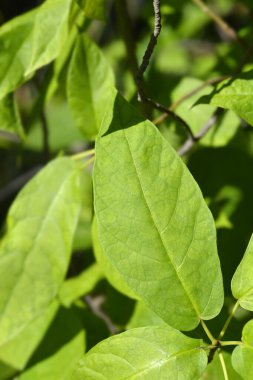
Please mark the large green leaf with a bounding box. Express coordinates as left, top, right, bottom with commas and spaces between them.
92, 218, 138, 299
0, 0, 71, 99
232, 234, 253, 311
67, 33, 115, 140
232, 320, 253, 380
19, 307, 85, 380
0, 94, 24, 141
197, 71, 253, 126
93, 93, 223, 331
71, 325, 207, 379
0, 157, 82, 346
0, 301, 59, 370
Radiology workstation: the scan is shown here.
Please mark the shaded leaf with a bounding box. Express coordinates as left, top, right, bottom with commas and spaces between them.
0, 301, 59, 370
0, 157, 82, 346
201, 351, 242, 380
59, 264, 103, 307
19, 307, 85, 380
232, 320, 253, 380
197, 71, 253, 126
0, 0, 71, 99
67, 33, 115, 140
0, 94, 24, 141
71, 325, 207, 380
93, 93, 223, 331
78, 0, 105, 20
232, 233, 253, 311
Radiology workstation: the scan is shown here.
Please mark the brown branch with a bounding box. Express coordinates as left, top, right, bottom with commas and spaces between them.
135, 0, 195, 139
177, 109, 223, 156
191, 0, 246, 48
136, 0, 161, 101
153, 75, 228, 126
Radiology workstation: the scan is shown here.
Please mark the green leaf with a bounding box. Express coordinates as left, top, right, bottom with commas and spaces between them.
0, 94, 24, 142
0, 157, 82, 346
78, 0, 105, 20
19, 307, 85, 380
71, 325, 207, 380
92, 218, 138, 299
232, 320, 253, 380
232, 234, 253, 311
59, 264, 103, 307
0, 0, 71, 99
93, 93, 224, 331
67, 33, 115, 140
0, 301, 59, 370
127, 301, 166, 329
197, 71, 253, 126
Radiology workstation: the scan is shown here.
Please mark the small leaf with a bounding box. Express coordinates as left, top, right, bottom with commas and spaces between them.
71, 325, 207, 380
67, 33, 115, 140
197, 71, 253, 126
232, 320, 253, 380
0, 94, 24, 141
93, 93, 223, 331
59, 264, 103, 307
19, 307, 85, 380
0, 0, 71, 99
92, 218, 138, 299
232, 233, 253, 311
0, 157, 82, 346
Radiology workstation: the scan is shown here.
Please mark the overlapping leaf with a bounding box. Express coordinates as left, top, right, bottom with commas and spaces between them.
71, 325, 207, 380
93, 93, 223, 331
0, 158, 82, 346
232, 320, 253, 380
67, 34, 115, 140
0, 0, 71, 99
232, 234, 253, 310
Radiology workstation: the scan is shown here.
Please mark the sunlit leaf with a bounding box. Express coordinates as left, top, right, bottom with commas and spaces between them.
0, 157, 82, 346
93, 93, 223, 331
232, 320, 253, 380
71, 326, 207, 380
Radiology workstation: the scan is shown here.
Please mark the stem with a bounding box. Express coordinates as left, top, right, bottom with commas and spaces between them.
218, 300, 240, 340
200, 319, 217, 344
192, 0, 245, 48
136, 0, 161, 101
218, 351, 229, 380
79, 156, 95, 170
71, 148, 95, 160
220, 341, 242, 347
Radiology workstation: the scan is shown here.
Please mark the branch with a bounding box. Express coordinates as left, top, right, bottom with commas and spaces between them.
135, 0, 195, 139
136, 0, 161, 101
178, 109, 223, 156
192, 0, 246, 48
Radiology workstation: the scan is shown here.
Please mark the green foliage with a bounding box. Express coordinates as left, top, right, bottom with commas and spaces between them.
232, 320, 253, 380
1, 0, 253, 379
71, 326, 207, 380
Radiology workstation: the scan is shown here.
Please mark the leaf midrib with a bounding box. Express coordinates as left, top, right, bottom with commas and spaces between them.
123, 129, 200, 319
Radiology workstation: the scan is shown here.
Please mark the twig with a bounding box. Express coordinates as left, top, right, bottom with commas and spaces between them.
135, 0, 195, 139
192, 0, 246, 48
136, 0, 161, 101
0, 166, 42, 203
218, 350, 229, 380
84, 295, 120, 335
153, 75, 228, 126
178, 109, 222, 156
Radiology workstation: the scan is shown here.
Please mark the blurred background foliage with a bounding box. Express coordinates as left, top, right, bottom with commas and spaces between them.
0, 1, 253, 378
